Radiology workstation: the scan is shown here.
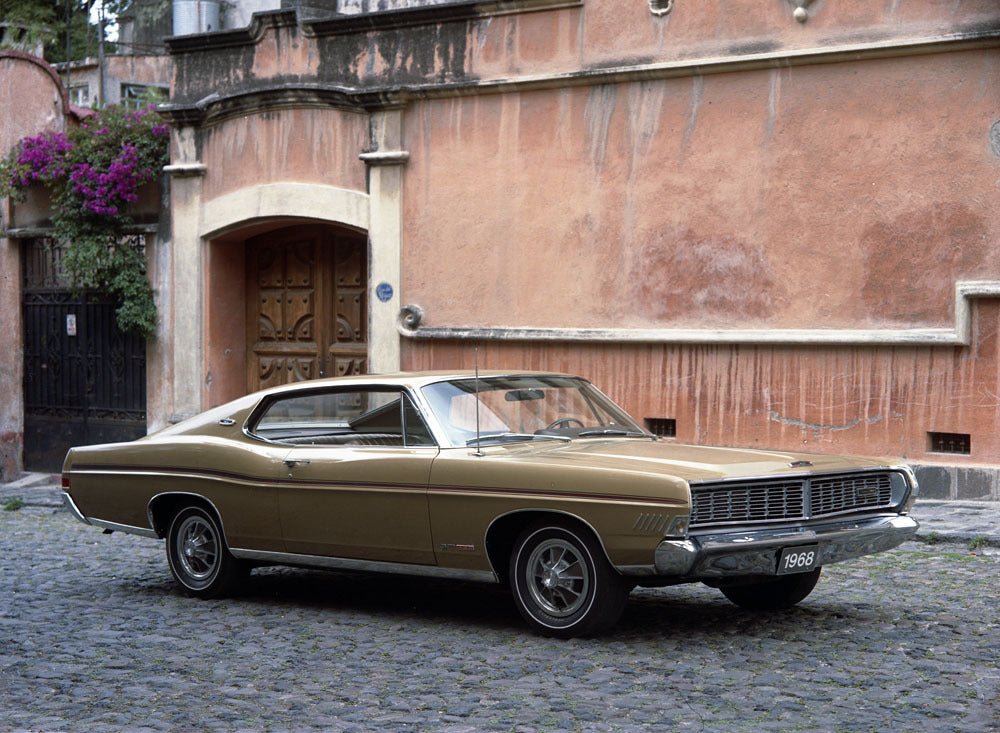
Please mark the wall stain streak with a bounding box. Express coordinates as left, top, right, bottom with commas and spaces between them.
681, 75, 704, 152
583, 83, 617, 170
768, 412, 884, 433
765, 68, 780, 143
625, 80, 665, 157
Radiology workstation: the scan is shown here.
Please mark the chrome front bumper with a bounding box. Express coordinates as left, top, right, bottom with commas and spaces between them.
648, 514, 918, 578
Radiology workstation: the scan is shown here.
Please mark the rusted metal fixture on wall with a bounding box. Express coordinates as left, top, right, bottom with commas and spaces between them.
786, 0, 816, 23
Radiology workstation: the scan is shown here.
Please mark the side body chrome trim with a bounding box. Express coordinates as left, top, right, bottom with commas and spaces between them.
62, 492, 159, 538
230, 547, 499, 584
62, 491, 90, 526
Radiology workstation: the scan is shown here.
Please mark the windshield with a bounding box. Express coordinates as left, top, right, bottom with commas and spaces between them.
420, 375, 649, 447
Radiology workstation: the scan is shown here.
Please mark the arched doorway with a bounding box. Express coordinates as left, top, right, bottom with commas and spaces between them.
245, 224, 368, 393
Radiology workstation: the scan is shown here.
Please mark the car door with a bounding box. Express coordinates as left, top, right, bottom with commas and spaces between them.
251, 387, 438, 564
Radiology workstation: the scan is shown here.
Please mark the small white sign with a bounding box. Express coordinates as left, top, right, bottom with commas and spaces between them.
66, 314, 77, 337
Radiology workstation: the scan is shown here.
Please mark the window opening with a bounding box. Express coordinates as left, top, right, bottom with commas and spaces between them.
645, 418, 676, 438
928, 432, 970, 455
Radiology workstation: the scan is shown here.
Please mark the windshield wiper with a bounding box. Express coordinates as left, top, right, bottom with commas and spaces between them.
466, 432, 571, 446
577, 429, 656, 439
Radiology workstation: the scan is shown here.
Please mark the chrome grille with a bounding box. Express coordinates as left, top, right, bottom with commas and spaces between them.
692, 481, 804, 525
811, 474, 892, 516
690, 472, 896, 527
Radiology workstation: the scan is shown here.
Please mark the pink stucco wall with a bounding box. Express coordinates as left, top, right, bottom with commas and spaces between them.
403, 299, 1000, 477
401, 50, 1000, 331
200, 108, 368, 202
393, 5, 1000, 476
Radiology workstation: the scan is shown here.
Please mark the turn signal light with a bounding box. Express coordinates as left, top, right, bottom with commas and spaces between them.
664, 514, 690, 538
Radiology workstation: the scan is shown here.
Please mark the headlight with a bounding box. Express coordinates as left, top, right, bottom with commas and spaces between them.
897, 464, 919, 513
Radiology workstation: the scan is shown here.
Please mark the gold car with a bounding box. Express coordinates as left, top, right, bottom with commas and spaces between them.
62, 371, 918, 636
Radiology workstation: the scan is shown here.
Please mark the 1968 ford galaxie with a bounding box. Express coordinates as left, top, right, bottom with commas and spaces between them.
62, 371, 918, 636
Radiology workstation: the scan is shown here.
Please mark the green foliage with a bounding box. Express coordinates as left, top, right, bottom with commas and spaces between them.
0, 0, 117, 62
925, 530, 943, 545
967, 535, 989, 552
3, 497, 25, 511
0, 104, 169, 337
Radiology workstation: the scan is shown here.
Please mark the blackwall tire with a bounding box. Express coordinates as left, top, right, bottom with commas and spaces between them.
509, 522, 629, 638
166, 506, 245, 598
720, 568, 822, 611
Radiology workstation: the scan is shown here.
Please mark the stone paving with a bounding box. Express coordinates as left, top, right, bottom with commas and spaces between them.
1, 500, 998, 732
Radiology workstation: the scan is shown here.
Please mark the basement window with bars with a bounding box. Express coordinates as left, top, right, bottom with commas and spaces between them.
645, 418, 676, 438
928, 432, 971, 455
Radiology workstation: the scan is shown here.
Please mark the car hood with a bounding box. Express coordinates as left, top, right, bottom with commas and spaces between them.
488, 438, 896, 483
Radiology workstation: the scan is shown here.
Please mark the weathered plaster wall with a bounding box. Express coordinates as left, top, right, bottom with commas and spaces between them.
105, 54, 171, 88
402, 300, 1000, 489
0, 54, 66, 153
401, 50, 1000, 331
0, 52, 72, 480
166, 1, 1000, 104
203, 239, 247, 409
199, 108, 368, 202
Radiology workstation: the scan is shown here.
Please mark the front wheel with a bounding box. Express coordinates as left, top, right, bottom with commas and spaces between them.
509, 522, 629, 637
166, 506, 246, 598
720, 568, 822, 611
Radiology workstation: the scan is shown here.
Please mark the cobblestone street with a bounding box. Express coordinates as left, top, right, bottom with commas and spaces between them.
1, 505, 998, 732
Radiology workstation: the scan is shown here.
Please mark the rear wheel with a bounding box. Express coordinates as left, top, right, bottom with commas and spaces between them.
509, 522, 629, 637
166, 506, 246, 598
720, 568, 822, 611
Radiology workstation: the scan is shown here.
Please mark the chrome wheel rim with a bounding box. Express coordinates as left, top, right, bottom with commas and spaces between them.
175, 515, 219, 582
525, 538, 590, 617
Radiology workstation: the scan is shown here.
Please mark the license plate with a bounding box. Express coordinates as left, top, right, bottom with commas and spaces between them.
777, 544, 820, 575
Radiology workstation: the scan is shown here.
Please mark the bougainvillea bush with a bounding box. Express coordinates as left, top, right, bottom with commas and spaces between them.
0, 105, 169, 337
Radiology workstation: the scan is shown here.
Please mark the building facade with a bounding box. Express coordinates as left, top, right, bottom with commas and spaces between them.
153, 0, 1000, 499
1, 49, 84, 479
0, 48, 167, 477
6, 1, 1000, 497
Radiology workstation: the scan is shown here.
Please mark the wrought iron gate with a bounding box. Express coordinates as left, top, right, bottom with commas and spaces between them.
22, 238, 147, 472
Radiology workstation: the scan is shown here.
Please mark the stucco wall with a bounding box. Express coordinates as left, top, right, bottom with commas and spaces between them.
165, 0, 1000, 105
400, 50, 1000, 331
402, 298, 1000, 485
200, 108, 368, 202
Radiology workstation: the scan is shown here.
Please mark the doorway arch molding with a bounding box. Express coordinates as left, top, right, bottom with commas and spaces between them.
200, 182, 370, 239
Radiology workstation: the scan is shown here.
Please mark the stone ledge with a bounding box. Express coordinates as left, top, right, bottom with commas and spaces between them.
911, 464, 999, 502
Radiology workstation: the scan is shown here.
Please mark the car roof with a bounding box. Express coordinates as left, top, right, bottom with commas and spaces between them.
256, 370, 582, 397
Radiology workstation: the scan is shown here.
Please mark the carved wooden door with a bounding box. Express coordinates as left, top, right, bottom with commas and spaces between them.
246, 225, 367, 393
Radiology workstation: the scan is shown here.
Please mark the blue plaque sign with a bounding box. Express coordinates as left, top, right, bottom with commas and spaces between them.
375, 282, 394, 303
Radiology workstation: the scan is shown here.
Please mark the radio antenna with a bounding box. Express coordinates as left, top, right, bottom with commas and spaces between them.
473, 345, 483, 456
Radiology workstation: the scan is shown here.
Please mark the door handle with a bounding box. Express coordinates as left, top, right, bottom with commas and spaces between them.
283, 458, 311, 467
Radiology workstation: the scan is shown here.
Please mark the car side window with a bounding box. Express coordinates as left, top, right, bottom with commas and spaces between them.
251, 388, 436, 447
402, 395, 435, 446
